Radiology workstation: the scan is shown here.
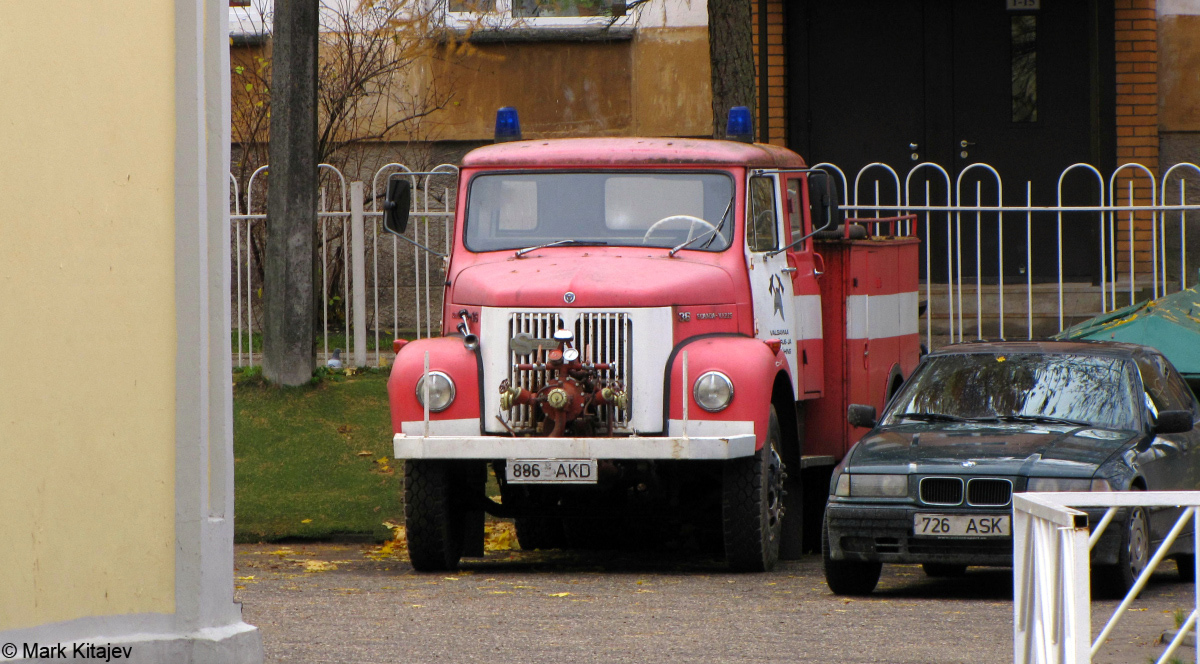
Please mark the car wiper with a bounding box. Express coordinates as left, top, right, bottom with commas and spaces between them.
514, 239, 607, 258
669, 194, 735, 257
992, 414, 1093, 428
896, 412, 969, 422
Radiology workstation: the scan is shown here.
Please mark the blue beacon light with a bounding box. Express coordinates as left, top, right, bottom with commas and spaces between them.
725, 106, 754, 143
494, 106, 522, 143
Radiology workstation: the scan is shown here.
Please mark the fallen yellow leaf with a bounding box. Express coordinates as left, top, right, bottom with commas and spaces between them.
300, 519, 313, 524
548, 592, 571, 597
303, 560, 337, 573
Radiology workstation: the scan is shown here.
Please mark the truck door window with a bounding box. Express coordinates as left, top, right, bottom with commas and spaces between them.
785, 179, 806, 250
747, 176, 778, 252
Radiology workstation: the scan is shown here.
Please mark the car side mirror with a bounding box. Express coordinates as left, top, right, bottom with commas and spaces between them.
1155, 410, 1194, 435
847, 404, 877, 429
383, 178, 412, 236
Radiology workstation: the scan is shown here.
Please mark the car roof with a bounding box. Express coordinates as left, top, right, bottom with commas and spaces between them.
461, 137, 808, 169
928, 339, 1150, 360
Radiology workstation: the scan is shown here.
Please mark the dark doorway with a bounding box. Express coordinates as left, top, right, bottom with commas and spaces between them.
788, 0, 1115, 282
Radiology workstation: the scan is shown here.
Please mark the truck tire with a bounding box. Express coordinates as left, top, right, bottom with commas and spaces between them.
723, 406, 784, 572
822, 513, 882, 595
404, 460, 465, 572
515, 517, 566, 551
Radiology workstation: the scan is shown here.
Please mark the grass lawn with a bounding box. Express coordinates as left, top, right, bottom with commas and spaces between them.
233, 368, 401, 543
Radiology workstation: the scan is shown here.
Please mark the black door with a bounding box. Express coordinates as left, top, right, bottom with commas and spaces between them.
788, 0, 1114, 281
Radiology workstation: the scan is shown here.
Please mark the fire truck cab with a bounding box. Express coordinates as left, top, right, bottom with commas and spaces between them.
387, 110, 920, 572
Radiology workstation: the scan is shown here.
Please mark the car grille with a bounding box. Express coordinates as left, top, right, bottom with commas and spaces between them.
506, 311, 632, 433
919, 477, 964, 505
967, 478, 1013, 506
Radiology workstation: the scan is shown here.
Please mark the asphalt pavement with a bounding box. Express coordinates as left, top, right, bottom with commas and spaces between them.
235, 542, 1196, 663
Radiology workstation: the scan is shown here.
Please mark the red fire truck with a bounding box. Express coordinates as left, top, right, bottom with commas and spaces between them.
384, 108, 920, 572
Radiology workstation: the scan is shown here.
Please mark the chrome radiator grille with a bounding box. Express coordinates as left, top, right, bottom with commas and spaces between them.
505, 311, 633, 433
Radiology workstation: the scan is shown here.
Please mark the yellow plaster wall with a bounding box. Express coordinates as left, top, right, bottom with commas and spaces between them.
0, 2, 177, 629
1159, 15, 1200, 132
631, 27, 713, 138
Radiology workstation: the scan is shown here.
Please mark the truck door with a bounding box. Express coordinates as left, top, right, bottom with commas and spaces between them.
783, 175, 824, 397
746, 174, 799, 393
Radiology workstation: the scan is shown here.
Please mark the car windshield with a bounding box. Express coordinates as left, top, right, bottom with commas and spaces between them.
463, 171, 736, 253
882, 352, 1139, 430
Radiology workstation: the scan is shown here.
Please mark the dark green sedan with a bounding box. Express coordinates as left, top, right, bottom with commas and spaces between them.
823, 340, 1200, 597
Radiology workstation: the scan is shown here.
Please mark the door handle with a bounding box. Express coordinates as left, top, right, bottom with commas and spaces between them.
781, 266, 797, 274
960, 140, 976, 148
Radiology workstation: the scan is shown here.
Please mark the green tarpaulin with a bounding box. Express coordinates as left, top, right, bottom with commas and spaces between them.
1056, 282, 1200, 381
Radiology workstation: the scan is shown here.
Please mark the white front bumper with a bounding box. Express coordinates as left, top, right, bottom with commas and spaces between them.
393, 433, 757, 460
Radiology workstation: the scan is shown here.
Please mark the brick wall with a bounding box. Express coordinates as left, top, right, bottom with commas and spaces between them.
750, 0, 786, 146
1114, 0, 1159, 277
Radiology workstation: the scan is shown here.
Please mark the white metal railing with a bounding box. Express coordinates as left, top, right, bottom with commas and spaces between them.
230, 160, 1200, 364
229, 162, 457, 369
817, 161, 1200, 347
1014, 491, 1200, 664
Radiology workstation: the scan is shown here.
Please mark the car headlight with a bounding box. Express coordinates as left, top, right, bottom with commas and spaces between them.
1026, 477, 1113, 492
693, 371, 734, 412
415, 371, 455, 412
834, 473, 908, 497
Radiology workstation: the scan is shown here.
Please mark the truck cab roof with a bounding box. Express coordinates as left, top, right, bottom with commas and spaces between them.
461, 137, 808, 169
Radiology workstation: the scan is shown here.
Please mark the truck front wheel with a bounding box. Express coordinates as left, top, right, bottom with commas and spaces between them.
404, 460, 474, 571
722, 406, 784, 572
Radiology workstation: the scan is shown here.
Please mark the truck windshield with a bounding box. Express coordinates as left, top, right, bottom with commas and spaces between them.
463, 171, 736, 253
882, 353, 1139, 431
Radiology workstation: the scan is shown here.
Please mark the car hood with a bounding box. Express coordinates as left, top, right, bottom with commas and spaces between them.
451, 254, 739, 308
848, 423, 1140, 476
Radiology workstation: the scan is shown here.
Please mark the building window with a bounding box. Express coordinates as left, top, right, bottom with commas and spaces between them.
1011, 15, 1037, 123
447, 0, 627, 25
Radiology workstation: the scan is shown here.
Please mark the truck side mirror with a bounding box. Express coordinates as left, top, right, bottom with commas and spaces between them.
847, 404, 877, 429
1155, 410, 1194, 435
807, 171, 843, 233
383, 178, 412, 236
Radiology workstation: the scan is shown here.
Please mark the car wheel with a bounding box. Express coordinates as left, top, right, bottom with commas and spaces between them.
723, 406, 785, 572
922, 563, 967, 578
1093, 504, 1151, 599
404, 460, 467, 572
1175, 554, 1196, 582
822, 512, 882, 595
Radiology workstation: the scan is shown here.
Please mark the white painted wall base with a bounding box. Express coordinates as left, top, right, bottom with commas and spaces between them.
2, 618, 262, 664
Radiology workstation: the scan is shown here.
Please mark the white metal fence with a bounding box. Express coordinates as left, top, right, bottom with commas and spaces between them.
1014, 491, 1200, 664
230, 159, 1200, 365
229, 162, 457, 368
815, 160, 1200, 346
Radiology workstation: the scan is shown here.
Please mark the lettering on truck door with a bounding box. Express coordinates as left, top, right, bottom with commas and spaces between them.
745, 174, 798, 392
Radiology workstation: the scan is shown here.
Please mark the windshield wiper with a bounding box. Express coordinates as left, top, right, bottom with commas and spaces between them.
514, 239, 607, 258
896, 412, 969, 423
668, 194, 735, 257
990, 414, 1093, 428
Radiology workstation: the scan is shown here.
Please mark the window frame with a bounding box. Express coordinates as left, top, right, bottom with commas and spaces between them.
745, 174, 781, 253
444, 0, 634, 31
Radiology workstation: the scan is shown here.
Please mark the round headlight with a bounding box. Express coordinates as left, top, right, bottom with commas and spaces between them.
415, 371, 455, 412
693, 371, 734, 412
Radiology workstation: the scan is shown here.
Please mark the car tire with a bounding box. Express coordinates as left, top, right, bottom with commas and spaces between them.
723, 406, 785, 572
515, 517, 566, 551
1175, 554, 1196, 582
822, 513, 882, 595
922, 563, 967, 578
1092, 504, 1151, 599
404, 460, 466, 572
